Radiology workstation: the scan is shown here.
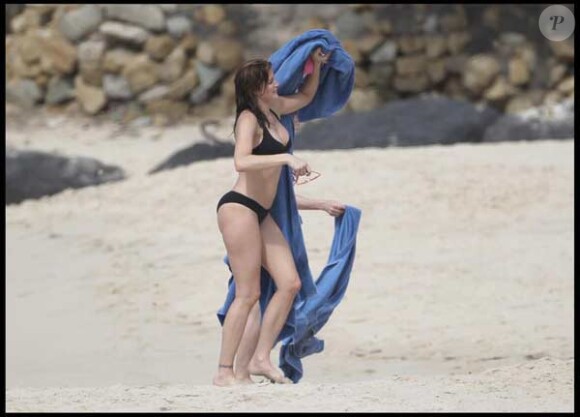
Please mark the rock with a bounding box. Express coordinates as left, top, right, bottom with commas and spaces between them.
167, 69, 199, 99
440, 13, 467, 32
58, 5, 103, 43
426, 58, 447, 84
189, 61, 225, 105
179, 33, 199, 55
369, 40, 398, 64
549, 40, 574, 63
103, 74, 133, 100
213, 39, 244, 71
36, 29, 78, 75
138, 85, 171, 103
77, 40, 106, 86
77, 40, 106, 67
425, 35, 447, 58
342, 40, 363, 65
447, 31, 470, 54
18, 32, 43, 64
557, 76, 574, 95
122, 54, 159, 94
158, 5, 179, 14
158, 46, 186, 83
335, 10, 368, 39
357, 33, 384, 56
6, 148, 125, 205
483, 100, 574, 142
10, 8, 42, 34
103, 5, 165, 32
398, 35, 425, 54
202, 5, 226, 26
167, 16, 192, 39
6, 79, 43, 108
103, 48, 137, 74
45, 76, 75, 104
145, 35, 176, 61
396, 55, 427, 76
348, 88, 382, 112
196, 41, 216, 65
498, 32, 527, 48
393, 74, 429, 93
462, 54, 500, 95
354, 67, 371, 88
292, 96, 501, 150
99, 21, 150, 47
445, 54, 468, 75
368, 64, 395, 91
508, 57, 530, 86
505, 90, 545, 114
549, 64, 568, 87
74, 76, 107, 114
543, 91, 564, 105
483, 76, 516, 101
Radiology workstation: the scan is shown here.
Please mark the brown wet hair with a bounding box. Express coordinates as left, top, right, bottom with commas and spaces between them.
233, 59, 273, 134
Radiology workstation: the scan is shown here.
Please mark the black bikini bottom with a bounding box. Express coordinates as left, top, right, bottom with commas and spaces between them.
217, 191, 270, 223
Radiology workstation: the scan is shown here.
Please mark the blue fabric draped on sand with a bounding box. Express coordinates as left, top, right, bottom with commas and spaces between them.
216, 29, 360, 383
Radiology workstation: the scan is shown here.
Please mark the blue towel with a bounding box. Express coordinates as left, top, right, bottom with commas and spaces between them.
269, 29, 355, 122
217, 29, 360, 383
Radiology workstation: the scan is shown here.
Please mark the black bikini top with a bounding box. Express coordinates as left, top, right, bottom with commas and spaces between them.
252, 110, 291, 155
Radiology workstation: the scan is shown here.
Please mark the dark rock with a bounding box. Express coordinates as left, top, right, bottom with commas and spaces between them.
6, 148, 126, 205
149, 142, 234, 174
293, 96, 501, 150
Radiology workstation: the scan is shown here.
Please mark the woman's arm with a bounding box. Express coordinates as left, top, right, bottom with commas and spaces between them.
296, 194, 346, 217
234, 111, 291, 172
234, 110, 308, 174
272, 48, 330, 115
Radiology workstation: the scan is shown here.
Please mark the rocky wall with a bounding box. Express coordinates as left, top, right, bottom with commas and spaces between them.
5, 4, 575, 126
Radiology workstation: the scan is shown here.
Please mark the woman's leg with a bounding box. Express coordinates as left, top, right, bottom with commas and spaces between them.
233, 301, 261, 383
213, 204, 262, 387
248, 214, 302, 383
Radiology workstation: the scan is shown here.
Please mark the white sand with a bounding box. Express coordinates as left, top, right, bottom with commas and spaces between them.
5, 114, 574, 412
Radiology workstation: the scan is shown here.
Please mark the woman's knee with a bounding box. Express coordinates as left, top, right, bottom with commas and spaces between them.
235, 289, 261, 306
279, 277, 301, 296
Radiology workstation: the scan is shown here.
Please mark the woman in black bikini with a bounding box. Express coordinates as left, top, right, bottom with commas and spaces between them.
213, 49, 344, 386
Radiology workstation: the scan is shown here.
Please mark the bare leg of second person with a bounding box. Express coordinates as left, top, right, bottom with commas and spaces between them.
233, 301, 261, 383
213, 206, 262, 387
248, 215, 301, 384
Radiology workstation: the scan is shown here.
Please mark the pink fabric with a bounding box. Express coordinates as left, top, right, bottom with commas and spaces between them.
303, 56, 314, 76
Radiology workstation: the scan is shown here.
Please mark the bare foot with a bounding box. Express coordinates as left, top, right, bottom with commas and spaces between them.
212, 373, 237, 387
248, 358, 293, 384
235, 376, 254, 385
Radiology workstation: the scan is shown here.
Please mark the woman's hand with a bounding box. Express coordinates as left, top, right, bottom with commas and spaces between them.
321, 200, 346, 217
310, 47, 331, 66
287, 155, 311, 178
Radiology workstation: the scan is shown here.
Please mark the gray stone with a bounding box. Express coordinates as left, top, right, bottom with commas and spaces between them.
189, 61, 225, 105
58, 5, 103, 43
104, 5, 165, 32
99, 21, 151, 46
45, 76, 75, 105
103, 74, 133, 100
6, 148, 126, 205
166, 16, 192, 39
77, 40, 106, 67
370, 40, 398, 64
335, 10, 368, 39
6, 79, 43, 108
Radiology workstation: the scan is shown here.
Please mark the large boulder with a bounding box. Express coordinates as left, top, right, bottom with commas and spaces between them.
293, 96, 501, 150
6, 148, 126, 205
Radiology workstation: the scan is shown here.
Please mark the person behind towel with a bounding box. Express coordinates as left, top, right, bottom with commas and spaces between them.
213, 48, 345, 386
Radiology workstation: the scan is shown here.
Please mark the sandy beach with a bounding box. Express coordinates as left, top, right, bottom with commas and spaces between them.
5, 114, 574, 412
